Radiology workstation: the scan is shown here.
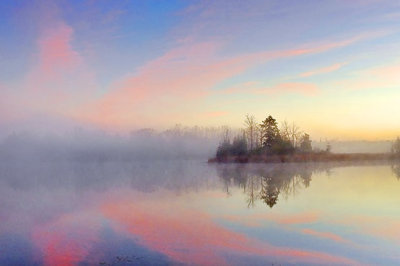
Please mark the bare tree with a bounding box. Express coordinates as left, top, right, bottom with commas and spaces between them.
244, 114, 258, 151
221, 126, 231, 143
290, 122, 302, 148
280, 120, 291, 142
281, 120, 302, 148
246, 175, 260, 208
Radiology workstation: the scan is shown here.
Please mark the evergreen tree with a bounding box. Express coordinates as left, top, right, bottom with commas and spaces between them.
259, 115, 280, 149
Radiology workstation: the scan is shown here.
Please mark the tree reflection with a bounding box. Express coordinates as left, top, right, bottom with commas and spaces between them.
260, 176, 280, 208
216, 164, 321, 209
391, 163, 400, 180
300, 169, 312, 188
245, 175, 260, 208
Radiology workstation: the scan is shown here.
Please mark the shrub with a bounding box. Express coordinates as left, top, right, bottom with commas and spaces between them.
216, 140, 232, 160
231, 136, 248, 156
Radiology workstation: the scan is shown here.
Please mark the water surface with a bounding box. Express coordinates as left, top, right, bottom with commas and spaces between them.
1, 160, 400, 265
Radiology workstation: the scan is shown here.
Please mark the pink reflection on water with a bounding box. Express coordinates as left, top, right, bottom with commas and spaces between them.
333, 215, 400, 244
26, 188, 364, 266
223, 211, 320, 228
301, 228, 349, 244
100, 191, 359, 265
32, 212, 101, 266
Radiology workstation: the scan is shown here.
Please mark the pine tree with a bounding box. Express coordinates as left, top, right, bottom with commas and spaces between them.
259, 115, 280, 149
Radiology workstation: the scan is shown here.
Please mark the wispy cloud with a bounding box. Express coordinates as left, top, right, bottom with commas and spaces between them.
225, 82, 319, 96
80, 32, 379, 129
332, 61, 400, 90
256, 82, 319, 95
1, 0, 396, 134
299, 62, 347, 78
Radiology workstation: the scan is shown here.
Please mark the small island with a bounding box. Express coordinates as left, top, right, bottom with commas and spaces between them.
209, 115, 400, 163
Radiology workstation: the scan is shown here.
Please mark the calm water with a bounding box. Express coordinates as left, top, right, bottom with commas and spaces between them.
1, 160, 400, 265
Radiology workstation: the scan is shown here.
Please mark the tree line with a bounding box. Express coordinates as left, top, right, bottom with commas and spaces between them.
392, 137, 400, 156
216, 114, 319, 160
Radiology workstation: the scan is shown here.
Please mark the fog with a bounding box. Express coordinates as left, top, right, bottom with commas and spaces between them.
313, 139, 393, 154
0, 127, 394, 164
0, 126, 230, 162
1, 129, 400, 265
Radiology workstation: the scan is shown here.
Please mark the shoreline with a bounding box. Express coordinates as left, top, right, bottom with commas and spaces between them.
208, 153, 399, 164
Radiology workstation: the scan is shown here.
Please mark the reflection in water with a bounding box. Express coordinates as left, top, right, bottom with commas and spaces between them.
218, 161, 400, 209
1, 160, 400, 265
217, 164, 316, 208
391, 162, 400, 179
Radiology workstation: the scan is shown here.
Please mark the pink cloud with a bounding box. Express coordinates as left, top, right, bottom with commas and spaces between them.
332, 61, 400, 91
298, 30, 389, 55
3, 21, 97, 126
36, 23, 82, 75
299, 62, 347, 78
79, 41, 249, 129
28, 22, 95, 104
80, 33, 375, 130
366, 63, 400, 81
0, 1, 94, 128
3, 22, 384, 132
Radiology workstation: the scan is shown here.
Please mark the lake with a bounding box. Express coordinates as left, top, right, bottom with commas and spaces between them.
1, 160, 400, 265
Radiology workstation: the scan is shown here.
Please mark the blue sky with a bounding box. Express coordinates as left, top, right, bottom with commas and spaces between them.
0, 0, 399, 139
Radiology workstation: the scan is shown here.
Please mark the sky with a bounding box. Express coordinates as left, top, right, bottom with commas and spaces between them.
0, 0, 400, 140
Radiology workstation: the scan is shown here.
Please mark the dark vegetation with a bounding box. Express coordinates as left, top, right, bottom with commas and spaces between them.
211, 114, 400, 163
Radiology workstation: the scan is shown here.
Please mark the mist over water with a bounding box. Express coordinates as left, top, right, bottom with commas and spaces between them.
0, 127, 399, 265
0, 127, 224, 162
0, 122, 398, 265
0, 127, 394, 166
1, 152, 400, 265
